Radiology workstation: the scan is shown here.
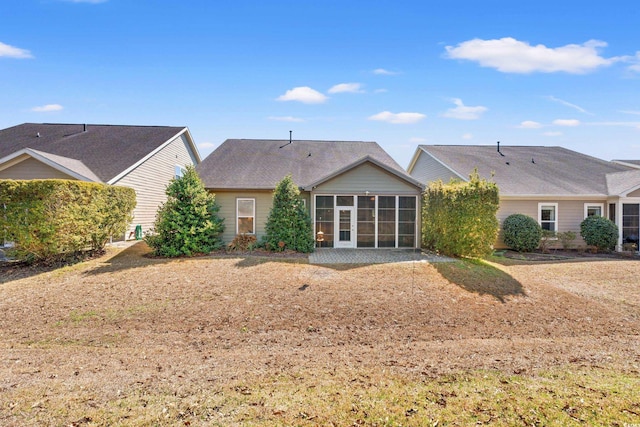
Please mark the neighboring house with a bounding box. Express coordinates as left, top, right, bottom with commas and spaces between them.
407, 144, 640, 250
196, 139, 423, 249
0, 123, 200, 238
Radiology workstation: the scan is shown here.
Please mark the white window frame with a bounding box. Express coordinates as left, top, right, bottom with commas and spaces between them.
584, 203, 604, 219
174, 164, 185, 179
236, 198, 256, 235
538, 202, 558, 232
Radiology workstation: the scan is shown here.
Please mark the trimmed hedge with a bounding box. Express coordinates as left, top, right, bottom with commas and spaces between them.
580, 216, 618, 252
502, 214, 542, 252
0, 179, 136, 262
421, 170, 499, 258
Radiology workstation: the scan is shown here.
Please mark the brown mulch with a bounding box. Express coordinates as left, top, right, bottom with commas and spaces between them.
1, 241, 639, 406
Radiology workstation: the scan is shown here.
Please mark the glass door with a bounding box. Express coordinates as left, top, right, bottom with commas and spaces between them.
335, 207, 355, 248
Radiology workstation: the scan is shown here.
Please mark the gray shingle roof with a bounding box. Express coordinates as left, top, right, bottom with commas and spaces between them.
197, 139, 417, 190
606, 169, 640, 195
0, 123, 188, 182
418, 145, 633, 196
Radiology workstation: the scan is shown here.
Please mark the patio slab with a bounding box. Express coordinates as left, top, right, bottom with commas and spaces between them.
309, 248, 454, 265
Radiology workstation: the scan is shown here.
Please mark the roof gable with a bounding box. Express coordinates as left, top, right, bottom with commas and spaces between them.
197, 139, 417, 190
0, 123, 194, 182
415, 145, 633, 196
0, 148, 103, 182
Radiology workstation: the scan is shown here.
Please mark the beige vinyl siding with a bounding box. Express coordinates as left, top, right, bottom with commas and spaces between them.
113, 134, 198, 237
628, 188, 640, 197
212, 191, 273, 244
495, 199, 607, 248
0, 156, 75, 180
314, 162, 420, 194
409, 150, 462, 185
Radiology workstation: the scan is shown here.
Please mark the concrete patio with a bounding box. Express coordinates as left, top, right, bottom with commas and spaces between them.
309, 248, 453, 265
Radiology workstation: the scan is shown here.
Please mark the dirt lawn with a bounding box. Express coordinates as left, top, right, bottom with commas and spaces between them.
1, 243, 639, 425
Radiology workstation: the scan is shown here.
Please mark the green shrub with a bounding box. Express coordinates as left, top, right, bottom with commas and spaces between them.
421, 170, 499, 258
580, 216, 618, 252
502, 214, 542, 252
0, 179, 135, 262
557, 230, 577, 250
145, 166, 224, 257
264, 175, 314, 253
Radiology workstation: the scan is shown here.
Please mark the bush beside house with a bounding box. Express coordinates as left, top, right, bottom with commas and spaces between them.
580, 216, 618, 252
502, 214, 542, 252
264, 175, 314, 253
421, 171, 499, 258
0, 179, 136, 262
145, 166, 224, 257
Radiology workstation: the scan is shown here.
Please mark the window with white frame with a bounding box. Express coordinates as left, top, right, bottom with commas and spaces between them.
584, 203, 604, 218
237, 198, 255, 234
174, 164, 185, 179
538, 203, 558, 232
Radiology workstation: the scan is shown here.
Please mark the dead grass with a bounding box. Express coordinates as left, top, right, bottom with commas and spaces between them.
1, 242, 639, 426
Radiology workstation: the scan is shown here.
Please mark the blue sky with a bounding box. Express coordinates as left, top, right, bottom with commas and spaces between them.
2, 0, 639, 167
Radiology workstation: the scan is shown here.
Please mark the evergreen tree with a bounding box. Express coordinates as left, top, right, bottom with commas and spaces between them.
264, 175, 314, 253
146, 166, 224, 257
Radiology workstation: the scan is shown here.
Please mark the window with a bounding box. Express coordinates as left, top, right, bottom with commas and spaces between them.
398, 196, 417, 247
378, 196, 396, 247
315, 196, 334, 247
623, 204, 639, 245
609, 203, 616, 223
174, 164, 185, 179
357, 196, 376, 247
538, 203, 558, 232
237, 198, 255, 234
584, 203, 604, 218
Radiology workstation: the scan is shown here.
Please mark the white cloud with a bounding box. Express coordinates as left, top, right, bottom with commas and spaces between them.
620, 110, 640, 116
31, 104, 63, 112
268, 116, 305, 122
198, 142, 215, 149
442, 98, 487, 120
409, 137, 427, 143
518, 120, 543, 129
276, 86, 327, 104
544, 131, 563, 137
374, 88, 388, 93
545, 96, 592, 114
553, 119, 581, 127
462, 133, 473, 140
328, 83, 363, 94
368, 111, 426, 124
445, 37, 620, 74
0, 41, 33, 59
373, 68, 399, 75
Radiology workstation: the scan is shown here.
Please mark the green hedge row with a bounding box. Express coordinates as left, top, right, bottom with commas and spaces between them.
422, 171, 500, 258
0, 179, 136, 262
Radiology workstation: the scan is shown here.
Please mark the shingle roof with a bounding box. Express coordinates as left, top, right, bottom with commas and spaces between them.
612, 159, 640, 169
417, 145, 633, 196
0, 123, 189, 182
197, 139, 417, 190
606, 169, 640, 195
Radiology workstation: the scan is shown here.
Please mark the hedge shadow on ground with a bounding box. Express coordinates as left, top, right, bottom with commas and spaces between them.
83, 241, 174, 276
433, 259, 526, 303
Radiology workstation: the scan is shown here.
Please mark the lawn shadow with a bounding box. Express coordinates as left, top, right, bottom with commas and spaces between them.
84, 241, 175, 276
433, 259, 526, 303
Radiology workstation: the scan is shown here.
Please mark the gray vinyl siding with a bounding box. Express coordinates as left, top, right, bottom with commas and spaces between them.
112, 134, 198, 238
409, 150, 463, 185
628, 188, 640, 197
314, 162, 420, 194
0, 156, 75, 180
495, 199, 607, 248
212, 191, 274, 244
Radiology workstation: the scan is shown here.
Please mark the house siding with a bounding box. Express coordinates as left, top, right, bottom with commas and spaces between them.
213, 191, 274, 244
628, 188, 640, 197
314, 162, 419, 194
112, 134, 198, 237
496, 199, 607, 248
0, 156, 75, 180
409, 150, 462, 185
